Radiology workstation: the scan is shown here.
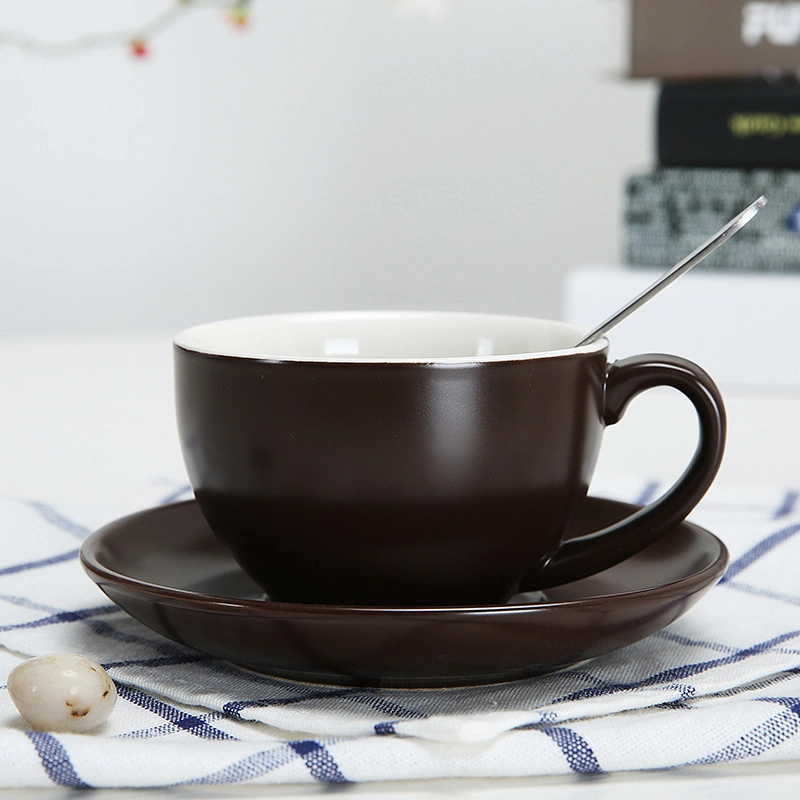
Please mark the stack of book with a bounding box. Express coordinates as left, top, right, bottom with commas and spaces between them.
625, 0, 800, 272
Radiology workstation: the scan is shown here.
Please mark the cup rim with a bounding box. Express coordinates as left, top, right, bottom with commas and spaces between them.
173, 310, 607, 364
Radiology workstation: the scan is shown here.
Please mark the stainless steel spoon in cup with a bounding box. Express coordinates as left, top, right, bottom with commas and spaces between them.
576, 195, 767, 347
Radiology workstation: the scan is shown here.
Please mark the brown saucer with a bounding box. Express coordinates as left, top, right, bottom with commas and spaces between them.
80, 497, 728, 688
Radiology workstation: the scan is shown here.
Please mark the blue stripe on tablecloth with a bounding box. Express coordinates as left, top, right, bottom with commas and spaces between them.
116, 685, 236, 740
103, 654, 214, 670
25, 731, 92, 789
774, 490, 800, 520
685, 698, 800, 766
539, 726, 601, 773
636, 481, 661, 506
0, 549, 79, 577
24, 502, 92, 539
721, 523, 800, 583
0, 605, 118, 632
188, 744, 301, 785
725, 580, 800, 607
119, 720, 205, 741
0, 594, 79, 614
0, 593, 217, 668
289, 740, 350, 783
374, 722, 396, 735
655, 629, 737, 654
159, 484, 193, 505
225, 689, 428, 723
551, 629, 800, 706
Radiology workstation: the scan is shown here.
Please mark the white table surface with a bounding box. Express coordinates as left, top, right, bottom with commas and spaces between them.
2, 331, 800, 798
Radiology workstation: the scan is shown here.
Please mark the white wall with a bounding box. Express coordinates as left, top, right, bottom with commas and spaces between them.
0, 0, 655, 335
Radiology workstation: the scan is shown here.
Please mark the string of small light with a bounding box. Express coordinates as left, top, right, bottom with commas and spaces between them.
0, 0, 447, 61
0, 0, 252, 60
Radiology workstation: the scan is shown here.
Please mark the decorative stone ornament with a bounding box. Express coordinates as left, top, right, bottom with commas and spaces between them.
7, 654, 117, 733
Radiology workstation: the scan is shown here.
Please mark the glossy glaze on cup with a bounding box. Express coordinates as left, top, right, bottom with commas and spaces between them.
174, 311, 725, 606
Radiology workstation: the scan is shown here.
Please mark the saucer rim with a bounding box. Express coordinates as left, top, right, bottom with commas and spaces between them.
80, 497, 729, 617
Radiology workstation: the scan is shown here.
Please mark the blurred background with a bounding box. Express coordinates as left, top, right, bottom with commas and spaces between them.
0, 0, 653, 335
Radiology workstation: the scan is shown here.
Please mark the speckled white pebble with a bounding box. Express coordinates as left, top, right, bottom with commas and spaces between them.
7, 653, 117, 733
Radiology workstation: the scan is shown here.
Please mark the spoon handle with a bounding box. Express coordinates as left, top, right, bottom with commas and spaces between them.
575, 195, 767, 347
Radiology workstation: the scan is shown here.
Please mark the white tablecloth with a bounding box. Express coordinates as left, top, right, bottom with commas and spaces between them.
2, 333, 800, 797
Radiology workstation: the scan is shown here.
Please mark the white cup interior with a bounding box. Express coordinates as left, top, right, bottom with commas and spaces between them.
174, 311, 603, 362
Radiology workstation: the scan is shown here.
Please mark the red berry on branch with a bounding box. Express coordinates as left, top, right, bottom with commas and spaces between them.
226, 7, 249, 28
130, 38, 149, 58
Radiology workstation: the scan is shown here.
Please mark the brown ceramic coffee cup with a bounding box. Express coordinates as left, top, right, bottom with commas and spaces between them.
174, 311, 725, 607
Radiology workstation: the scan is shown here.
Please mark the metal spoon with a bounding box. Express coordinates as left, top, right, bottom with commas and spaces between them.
575, 195, 767, 347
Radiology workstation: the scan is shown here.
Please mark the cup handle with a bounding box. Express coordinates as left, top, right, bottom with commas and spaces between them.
535, 354, 726, 589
